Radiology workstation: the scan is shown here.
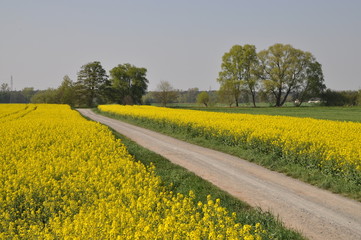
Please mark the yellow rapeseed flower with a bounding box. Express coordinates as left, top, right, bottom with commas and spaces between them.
0, 104, 263, 239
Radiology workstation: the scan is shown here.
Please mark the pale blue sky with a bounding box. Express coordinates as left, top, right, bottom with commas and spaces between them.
1, 0, 360, 91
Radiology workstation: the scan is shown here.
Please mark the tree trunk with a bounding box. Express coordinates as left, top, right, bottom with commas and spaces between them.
251, 91, 257, 107
275, 91, 282, 107
280, 87, 292, 106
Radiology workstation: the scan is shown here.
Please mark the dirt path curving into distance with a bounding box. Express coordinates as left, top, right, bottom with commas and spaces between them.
77, 109, 361, 240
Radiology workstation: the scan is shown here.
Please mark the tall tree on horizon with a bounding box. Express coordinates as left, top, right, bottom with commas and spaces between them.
109, 63, 148, 105
57, 75, 76, 106
76, 61, 109, 107
218, 44, 259, 107
293, 61, 326, 106
257, 43, 325, 107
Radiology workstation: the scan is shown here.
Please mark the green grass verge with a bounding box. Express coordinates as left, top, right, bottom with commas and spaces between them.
94, 109, 361, 202
107, 126, 305, 240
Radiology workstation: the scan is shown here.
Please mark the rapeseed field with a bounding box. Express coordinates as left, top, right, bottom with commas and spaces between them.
99, 105, 361, 181
0, 104, 263, 239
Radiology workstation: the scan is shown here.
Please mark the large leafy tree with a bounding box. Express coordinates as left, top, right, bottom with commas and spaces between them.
109, 63, 148, 105
57, 75, 76, 106
258, 43, 324, 107
218, 80, 236, 107
293, 61, 326, 106
218, 44, 258, 107
76, 61, 109, 107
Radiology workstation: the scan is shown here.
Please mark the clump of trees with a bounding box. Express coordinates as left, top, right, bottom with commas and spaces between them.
3, 43, 359, 108
218, 43, 326, 107
31, 61, 149, 107
109, 64, 148, 105
0, 85, 36, 103
321, 89, 360, 106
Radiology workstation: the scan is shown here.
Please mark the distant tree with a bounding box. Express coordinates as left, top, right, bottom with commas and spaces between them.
218, 44, 259, 107
292, 61, 326, 106
196, 91, 210, 107
218, 81, 236, 107
357, 89, 361, 106
57, 75, 76, 106
142, 92, 155, 105
154, 81, 178, 107
321, 89, 358, 106
242, 45, 259, 107
31, 88, 59, 104
258, 43, 324, 107
0, 83, 10, 103
109, 63, 148, 105
1, 83, 10, 92
76, 61, 109, 107
208, 90, 218, 107
183, 88, 199, 103
22, 87, 36, 103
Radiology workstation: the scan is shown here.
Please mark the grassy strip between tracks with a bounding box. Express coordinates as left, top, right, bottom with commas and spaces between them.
101, 124, 305, 240
94, 108, 361, 202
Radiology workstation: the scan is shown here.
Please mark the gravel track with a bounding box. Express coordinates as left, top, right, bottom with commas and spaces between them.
78, 109, 361, 240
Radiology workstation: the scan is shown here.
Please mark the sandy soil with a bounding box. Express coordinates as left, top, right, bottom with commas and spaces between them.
78, 109, 361, 240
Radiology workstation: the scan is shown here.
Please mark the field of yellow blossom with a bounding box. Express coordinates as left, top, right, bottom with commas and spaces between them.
0, 104, 264, 239
98, 105, 361, 182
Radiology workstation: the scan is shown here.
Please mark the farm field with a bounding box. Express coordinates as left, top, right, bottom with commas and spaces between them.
82, 108, 361, 240
1, 103, 300, 239
166, 104, 361, 122
97, 105, 361, 201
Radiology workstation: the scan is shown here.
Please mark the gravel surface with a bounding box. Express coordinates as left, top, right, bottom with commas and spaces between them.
78, 109, 361, 240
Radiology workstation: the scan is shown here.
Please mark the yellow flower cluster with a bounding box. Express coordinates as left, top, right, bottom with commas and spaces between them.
0, 104, 263, 239
98, 105, 361, 175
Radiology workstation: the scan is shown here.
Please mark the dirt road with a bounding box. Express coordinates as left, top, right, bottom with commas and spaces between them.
78, 109, 361, 240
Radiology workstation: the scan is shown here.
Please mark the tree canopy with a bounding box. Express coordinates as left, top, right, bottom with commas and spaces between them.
258, 43, 325, 107
196, 91, 210, 107
218, 44, 258, 107
109, 63, 148, 105
76, 61, 109, 107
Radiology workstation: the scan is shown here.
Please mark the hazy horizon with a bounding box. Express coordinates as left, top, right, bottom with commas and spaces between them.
1, 0, 360, 91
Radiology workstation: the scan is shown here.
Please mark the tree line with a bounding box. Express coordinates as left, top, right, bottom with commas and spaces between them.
29, 62, 149, 107
1, 43, 360, 107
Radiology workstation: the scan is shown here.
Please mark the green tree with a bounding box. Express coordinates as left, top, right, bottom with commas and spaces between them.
258, 43, 323, 107
321, 89, 358, 106
184, 88, 199, 103
76, 61, 109, 107
196, 91, 210, 107
242, 45, 259, 107
154, 81, 178, 107
218, 81, 236, 107
218, 44, 258, 107
109, 63, 148, 105
31, 88, 58, 104
57, 75, 76, 106
293, 61, 326, 106
0, 83, 10, 103
22, 87, 36, 103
